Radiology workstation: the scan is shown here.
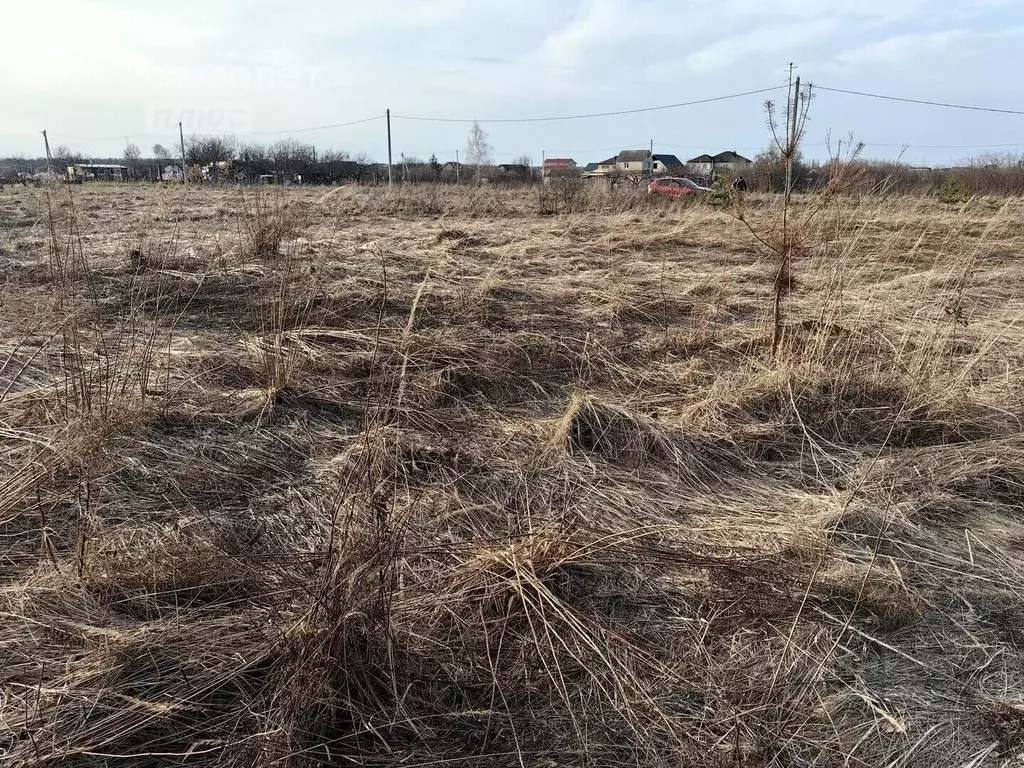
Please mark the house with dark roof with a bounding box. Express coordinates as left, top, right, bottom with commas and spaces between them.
579, 156, 619, 185
686, 150, 753, 175
712, 151, 752, 164
581, 151, 656, 183
652, 154, 683, 173
614, 149, 651, 174
498, 163, 531, 179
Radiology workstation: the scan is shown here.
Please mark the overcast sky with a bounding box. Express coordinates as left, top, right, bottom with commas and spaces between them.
3, 0, 1023, 166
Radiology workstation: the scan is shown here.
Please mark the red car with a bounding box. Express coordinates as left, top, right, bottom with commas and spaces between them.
648, 177, 711, 198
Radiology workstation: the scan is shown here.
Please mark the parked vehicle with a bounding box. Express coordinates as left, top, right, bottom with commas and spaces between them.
647, 177, 710, 198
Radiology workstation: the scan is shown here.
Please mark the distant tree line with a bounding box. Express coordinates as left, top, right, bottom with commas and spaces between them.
0, 136, 381, 184
179, 135, 377, 183
7, 130, 1024, 195
746, 149, 1024, 196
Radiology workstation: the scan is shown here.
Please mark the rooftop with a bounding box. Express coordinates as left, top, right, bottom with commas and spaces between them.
713, 151, 752, 163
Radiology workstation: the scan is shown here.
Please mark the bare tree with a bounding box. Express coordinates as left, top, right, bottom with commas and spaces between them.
152, 144, 173, 181
124, 141, 141, 180
185, 134, 237, 166
513, 154, 533, 181
466, 121, 493, 181
239, 142, 271, 179
52, 145, 84, 174
352, 152, 374, 183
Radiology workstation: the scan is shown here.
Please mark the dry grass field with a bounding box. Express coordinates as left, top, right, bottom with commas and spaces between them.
2, 181, 1024, 766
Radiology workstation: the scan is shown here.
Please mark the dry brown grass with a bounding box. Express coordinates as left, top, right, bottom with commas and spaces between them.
1, 181, 1024, 766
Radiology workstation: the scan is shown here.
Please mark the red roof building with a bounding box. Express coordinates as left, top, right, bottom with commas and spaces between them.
542, 158, 576, 170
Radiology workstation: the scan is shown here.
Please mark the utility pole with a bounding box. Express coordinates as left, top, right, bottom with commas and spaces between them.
41, 130, 53, 178
455, 149, 459, 183
541, 149, 545, 182
178, 121, 187, 186
785, 63, 794, 143
790, 76, 801, 147
386, 109, 393, 188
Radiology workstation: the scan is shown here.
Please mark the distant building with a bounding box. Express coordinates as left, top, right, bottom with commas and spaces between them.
67, 163, 128, 181
542, 158, 576, 179
498, 163, 531, 179
686, 151, 753, 176
581, 150, 652, 178
712, 150, 753, 170
615, 150, 651, 173
202, 160, 232, 183
652, 154, 684, 173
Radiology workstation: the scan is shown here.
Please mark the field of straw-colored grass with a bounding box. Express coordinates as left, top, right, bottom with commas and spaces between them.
2, 181, 1024, 767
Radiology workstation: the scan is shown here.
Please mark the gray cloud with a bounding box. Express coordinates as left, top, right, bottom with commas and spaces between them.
2, 0, 1022, 165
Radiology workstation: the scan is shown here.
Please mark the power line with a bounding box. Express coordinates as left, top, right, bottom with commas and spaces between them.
864, 141, 1024, 149
816, 85, 1024, 116
533, 144, 650, 156
655, 141, 765, 151
31, 81, 1024, 160
391, 86, 784, 124
47, 115, 383, 143
239, 115, 383, 135
47, 130, 178, 142
655, 141, 829, 151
